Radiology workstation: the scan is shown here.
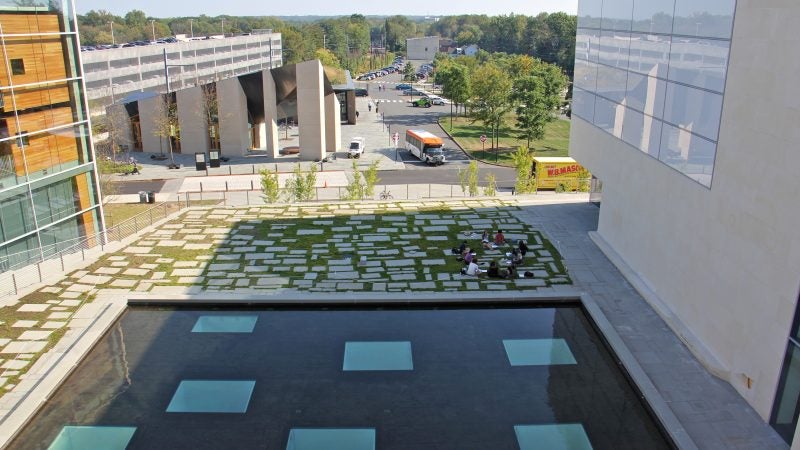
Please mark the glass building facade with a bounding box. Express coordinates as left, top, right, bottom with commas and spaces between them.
0, 0, 102, 269
573, 0, 736, 187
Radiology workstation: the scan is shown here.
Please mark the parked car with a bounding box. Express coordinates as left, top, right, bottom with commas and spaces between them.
427, 95, 447, 105
402, 89, 426, 96
355, 88, 368, 97
395, 83, 412, 91
348, 137, 365, 158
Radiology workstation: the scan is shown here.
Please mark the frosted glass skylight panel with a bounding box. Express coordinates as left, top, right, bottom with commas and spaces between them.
286, 428, 376, 450
503, 339, 577, 366
191, 315, 258, 333
343, 341, 413, 371
515, 424, 593, 450
48, 426, 136, 450
166, 380, 256, 413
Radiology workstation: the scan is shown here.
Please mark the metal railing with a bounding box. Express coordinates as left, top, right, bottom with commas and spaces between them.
0, 201, 187, 299
183, 180, 592, 207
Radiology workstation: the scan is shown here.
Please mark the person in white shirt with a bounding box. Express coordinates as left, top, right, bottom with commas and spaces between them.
464, 258, 482, 276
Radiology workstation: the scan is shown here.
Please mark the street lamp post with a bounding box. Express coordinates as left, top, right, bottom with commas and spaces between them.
110, 21, 115, 45
189, 19, 194, 38
150, 19, 156, 42
221, 19, 224, 36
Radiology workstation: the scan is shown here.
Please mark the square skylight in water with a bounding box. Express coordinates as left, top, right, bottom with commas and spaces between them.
286, 428, 376, 450
191, 315, 258, 333
343, 341, 413, 371
166, 380, 256, 413
514, 424, 593, 450
503, 338, 577, 366
48, 426, 136, 450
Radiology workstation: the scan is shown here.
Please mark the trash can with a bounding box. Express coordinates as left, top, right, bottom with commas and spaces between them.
147, 191, 156, 204
138, 191, 148, 203
209, 150, 220, 168
195, 152, 206, 171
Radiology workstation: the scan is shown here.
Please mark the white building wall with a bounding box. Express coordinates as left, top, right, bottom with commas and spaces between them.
137, 95, 168, 154
325, 94, 340, 152
262, 69, 280, 158
570, 0, 800, 423
176, 86, 209, 155
217, 78, 250, 157
296, 60, 326, 161
406, 37, 439, 61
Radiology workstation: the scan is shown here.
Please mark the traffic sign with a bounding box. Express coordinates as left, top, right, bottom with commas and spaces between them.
480, 135, 487, 143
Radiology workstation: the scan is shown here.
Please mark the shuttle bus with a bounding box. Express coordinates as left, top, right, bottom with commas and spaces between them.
405, 129, 445, 165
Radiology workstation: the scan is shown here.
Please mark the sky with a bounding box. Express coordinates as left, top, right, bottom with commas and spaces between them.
76, 0, 578, 18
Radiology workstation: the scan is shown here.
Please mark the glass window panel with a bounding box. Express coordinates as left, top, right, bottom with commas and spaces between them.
0, 185, 34, 241
595, 65, 628, 104
601, 0, 634, 31
663, 82, 723, 140
31, 177, 78, 227
632, 0, 675, 34
599, 31, 631, 68
659, 123, 716, 186
0, 234, 38, 270
772, 344, 800, 443
593, 96, 625, 138
622, 107, 662, 156
575, 28, 600, 62
625, 72, 667, 118
673, 0, 736, 39
573, 59, 598, 92
572, 88, 596, 122
578, 0, 603, 28
627, 33, 671, 78
38, 212, 83, 257
668, 38, 730, 92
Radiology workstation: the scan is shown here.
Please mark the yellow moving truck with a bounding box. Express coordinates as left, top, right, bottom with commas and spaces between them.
532, 157, 590, 191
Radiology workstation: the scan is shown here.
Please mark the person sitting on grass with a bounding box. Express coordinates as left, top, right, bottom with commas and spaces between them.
502, 263, 516, 279
452, 240, 467, 256
518, 239, 529, 256
511, 248, 524, 265
487, 261, 501, 278
494, 229, 505, 246
462, 257, 482, 277
463, 250, 475, 264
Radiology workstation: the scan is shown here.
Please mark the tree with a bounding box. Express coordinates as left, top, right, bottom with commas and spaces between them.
150, 94, 180, 167
344, 160, 380, 200
197, 83, 221, 151
260, 168, 281, 203
285, 163, 317, 202
315, 48, 341, 69
467, 160, 480, 197
124, 10, 147, 27
483, 173, 497, 196
512, 63, 567, 148
403, 62, 416, 82
470, 63, 511, 149
511, 146, 536, 194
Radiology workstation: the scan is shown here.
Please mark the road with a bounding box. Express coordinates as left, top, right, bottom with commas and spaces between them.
360, 72, 516, 188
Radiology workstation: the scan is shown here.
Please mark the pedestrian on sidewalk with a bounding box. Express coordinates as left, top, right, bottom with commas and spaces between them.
376, 101, 380, 114
368, 102, 372, 112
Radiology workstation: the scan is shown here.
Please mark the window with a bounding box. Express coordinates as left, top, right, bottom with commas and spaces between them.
772, 292, 800, 445
10, 59, 24, 75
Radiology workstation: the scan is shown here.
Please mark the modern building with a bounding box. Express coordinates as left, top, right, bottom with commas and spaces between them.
406, 36, 439, 61
108, 60, 341, 161
570, 0, 800, 446
0, 3, 103, 270
82, 31, 282, 112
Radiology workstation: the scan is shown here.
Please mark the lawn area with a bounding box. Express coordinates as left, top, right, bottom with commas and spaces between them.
1, 200, 571, 396
442, 115, 571, 166
103, 202, 185, 227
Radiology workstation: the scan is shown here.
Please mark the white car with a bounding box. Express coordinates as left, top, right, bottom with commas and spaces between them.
348, 137, 365, 158
427, 95, 447, 105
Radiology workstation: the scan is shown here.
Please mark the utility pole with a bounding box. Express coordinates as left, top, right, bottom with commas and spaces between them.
189, 19, 194, 38
221, 18, 224, 36
110, 21, 114, 45
150, 19, 156, 42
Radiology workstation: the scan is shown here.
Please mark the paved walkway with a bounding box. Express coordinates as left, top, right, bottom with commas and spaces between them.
0, 198, 787, 449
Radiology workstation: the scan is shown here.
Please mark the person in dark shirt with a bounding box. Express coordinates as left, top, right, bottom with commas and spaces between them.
487, 261, 501, 278
518, 240, 529, 256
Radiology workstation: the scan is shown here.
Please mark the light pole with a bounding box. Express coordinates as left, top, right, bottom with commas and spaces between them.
221, 19, 224, 36
189, 19, 194, 38
109, 21, 114, 45
150, 19, 156, 42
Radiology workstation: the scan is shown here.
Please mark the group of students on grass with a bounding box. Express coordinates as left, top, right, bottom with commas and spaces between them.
452, 229, 529, 278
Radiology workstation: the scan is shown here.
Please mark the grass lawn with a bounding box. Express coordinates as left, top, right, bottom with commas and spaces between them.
442, 115, 571, 166
103, 202, 185, 227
